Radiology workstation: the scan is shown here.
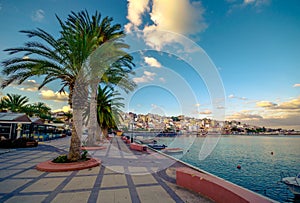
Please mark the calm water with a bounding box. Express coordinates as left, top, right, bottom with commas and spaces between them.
157, 135, 300, 203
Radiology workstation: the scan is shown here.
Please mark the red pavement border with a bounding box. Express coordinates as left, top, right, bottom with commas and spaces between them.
36, 158, 101, 172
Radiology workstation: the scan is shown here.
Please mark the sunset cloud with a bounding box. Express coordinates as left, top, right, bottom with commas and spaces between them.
276, 97, 300, 110
144, 57, 161, 68
256, 101, 277, 108
227, 112, 263, 121
199, 110, 212, 115
293, 84, 300, 87
256, 97, 300, 110
40, 90, 68, 102
53, 105, 71, 113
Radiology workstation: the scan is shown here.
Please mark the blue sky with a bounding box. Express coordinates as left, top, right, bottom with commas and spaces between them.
0, 0, 299, 130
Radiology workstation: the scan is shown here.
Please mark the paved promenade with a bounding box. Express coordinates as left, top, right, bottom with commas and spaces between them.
0, 136, 212, 203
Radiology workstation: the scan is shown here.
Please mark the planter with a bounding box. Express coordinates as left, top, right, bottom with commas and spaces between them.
36, 158, 101, 172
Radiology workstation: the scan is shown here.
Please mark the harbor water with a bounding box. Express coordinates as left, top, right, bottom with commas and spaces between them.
156, 135, 300, 202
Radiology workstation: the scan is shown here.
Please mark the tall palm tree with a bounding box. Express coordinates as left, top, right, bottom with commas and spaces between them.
1, 10, 135, 161
1, 94, 29, 113
97, 85, 124, 138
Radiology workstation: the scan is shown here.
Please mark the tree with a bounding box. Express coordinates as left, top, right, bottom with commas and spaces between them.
1, 94, 29, 113
97, 86, 124, 138
23, 102, 51, 118
1, 10, 135, 161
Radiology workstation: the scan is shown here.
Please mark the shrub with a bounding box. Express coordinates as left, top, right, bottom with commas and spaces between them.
52, 155, 70, 163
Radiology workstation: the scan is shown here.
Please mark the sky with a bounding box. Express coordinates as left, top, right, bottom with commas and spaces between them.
0, 0, 299, 130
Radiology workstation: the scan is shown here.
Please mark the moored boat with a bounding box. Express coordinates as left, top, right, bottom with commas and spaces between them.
147, 143, 167, 150
281, 172, 300, 196
161, 147, 184, 154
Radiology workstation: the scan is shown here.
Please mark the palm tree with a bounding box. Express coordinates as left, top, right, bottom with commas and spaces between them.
23, 102, 51, 119
1, 10, 135, 161
97, 86, 124, 138
1, 94, 29, 113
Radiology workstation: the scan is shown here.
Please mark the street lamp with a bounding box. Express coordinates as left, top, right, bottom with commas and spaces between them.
130, 120, 134, 143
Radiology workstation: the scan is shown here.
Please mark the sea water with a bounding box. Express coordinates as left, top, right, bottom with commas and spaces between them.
158, 135, 300, 202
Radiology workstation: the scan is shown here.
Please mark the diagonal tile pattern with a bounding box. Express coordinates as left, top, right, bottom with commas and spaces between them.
0, 137, 212, 203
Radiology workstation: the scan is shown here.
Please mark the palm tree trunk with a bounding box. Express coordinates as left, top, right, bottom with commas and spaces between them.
68, 120, 81, 161
96, 123, 102, 141
103, 128, 109, 138
67, 106, 84, 161
87, 82, 98, 146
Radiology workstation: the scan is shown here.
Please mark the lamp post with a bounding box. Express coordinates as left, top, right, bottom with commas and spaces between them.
130, 120, 134, 143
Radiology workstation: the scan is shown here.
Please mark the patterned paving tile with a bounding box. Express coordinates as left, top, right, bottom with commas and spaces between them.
131, 174, 158, 185
0, 169, 24, 179
12, 169, 44, 178
101, 174, 128, 188
97, 188, 131, 203
4, 194, 48, 203
137, 185, 175, 203
0, 179, 33, 193
63, 176, 96, 190
21, 177, 66, 193
52, 191, 91, 203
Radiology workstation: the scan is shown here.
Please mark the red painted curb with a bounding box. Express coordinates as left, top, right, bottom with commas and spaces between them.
36, 158, 101, 172
81, 146, 107, 151
176, 167, 273, 203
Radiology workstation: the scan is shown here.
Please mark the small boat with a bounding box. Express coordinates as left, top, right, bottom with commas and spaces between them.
281, 172, 300, 196
138, 139, 157, 144
161, 147, 184, 154
147, 143, 167, 150
156, 131, 177, 137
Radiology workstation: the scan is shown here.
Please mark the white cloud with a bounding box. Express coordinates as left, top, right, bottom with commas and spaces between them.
133, 70, 156, 84
8, 79, 48, 92
227, 0, 271, 13
126, 0, 150, 27
31, 9, 45, 22
18, 80, 42, 92
144, 57, 161, 68
126, 0, 207, 51
195, 103, 201, 107
40, 90, 68, 102
159, 77, 166, 83
293, 84, 300, 87
228, 94, 247, 100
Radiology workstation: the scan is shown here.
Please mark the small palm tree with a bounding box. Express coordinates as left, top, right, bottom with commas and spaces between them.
1, 94, 29, 113
23, 102, 51, 119
97, 85, 124, 138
